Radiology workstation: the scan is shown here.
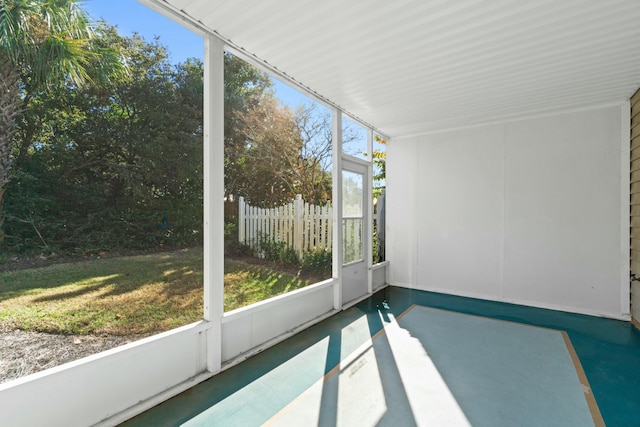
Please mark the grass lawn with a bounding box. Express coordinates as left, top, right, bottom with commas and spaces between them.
0, 248, 315, 336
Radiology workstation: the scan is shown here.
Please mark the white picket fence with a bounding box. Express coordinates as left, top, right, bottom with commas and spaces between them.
238, 195, 332, 260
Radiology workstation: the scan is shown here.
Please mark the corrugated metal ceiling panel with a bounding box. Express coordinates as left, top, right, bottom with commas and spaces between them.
153, 0, 640, 137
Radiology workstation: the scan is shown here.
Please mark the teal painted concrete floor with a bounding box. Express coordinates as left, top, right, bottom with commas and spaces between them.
120, 287, 640, 427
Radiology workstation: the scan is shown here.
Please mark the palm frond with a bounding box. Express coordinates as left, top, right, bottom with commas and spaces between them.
0, 0, 41, 65
42, 35, 94, 81
0, 0, 96, 86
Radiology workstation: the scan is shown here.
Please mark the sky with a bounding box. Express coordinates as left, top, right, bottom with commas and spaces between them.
81, 1, 372, 159
82, 0, 312, 109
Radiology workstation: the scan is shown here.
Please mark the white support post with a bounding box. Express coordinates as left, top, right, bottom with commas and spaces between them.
367, 160, 374, 295
203, 35, 225, 373
367, 129, 374, 294
332, 110, 343, 310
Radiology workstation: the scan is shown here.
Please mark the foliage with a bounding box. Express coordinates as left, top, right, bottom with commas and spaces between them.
0, 0, 104, 248
372, 134, 387, 262
300, 248, 332, 277
4, 23, 203, 255
223, 52, 274, 203
227, 92, 335, 208
2, 17, 343, 258
258, 235, 300, 266
0, 0, 96, 83
372, 134, 386, 198
223, 219, 252, 256
291, 104, 334, 205
373, 221, 384, 263
255, 236, 332, 278
233, 94, 302, 207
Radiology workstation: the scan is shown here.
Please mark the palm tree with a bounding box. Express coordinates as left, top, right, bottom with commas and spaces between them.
0, 0, 95, 247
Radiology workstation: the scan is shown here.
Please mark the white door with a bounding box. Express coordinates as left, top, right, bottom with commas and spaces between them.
341, 159, 369, 305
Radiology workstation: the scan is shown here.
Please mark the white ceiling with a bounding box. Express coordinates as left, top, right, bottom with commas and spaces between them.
148, 0, 640, 138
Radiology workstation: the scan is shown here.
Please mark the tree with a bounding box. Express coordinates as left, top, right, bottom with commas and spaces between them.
372, 134, 386, 198
223, 52, 273, 201
290, 104, 333, 205
235, 94, 302, 207
0, 0, 96, 248
4, 25, 288, 255
232, 99, 339, 208
4, 24, 204, 253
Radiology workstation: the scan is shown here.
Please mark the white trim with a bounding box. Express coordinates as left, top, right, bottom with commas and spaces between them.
621, 100, 632, 317
342, 259, 365, 268
373, 283, 389, 292
341, 153, 371, 168
332, 110, 343, 310
0, 321, 210, 426
371, 260, 389, 270
342, 292, 374, 310
203, 35, 225, 373
95, 371, 214, 427
367, 158, 374, 295
136, 0, 210, 37
0, 321, 210, 391
220, 309, 339, 371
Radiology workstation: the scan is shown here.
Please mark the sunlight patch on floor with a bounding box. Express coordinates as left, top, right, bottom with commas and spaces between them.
184, 336, 332, 426
266, 310, 470, 426
383, 310, 471, 426
265, 342, 388, 427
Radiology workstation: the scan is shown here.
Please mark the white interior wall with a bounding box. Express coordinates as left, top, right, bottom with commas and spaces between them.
386, 139, 419, 288
388, 105, 630, 319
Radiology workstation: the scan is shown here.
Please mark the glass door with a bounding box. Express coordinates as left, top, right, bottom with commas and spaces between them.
341, 159, 369, 305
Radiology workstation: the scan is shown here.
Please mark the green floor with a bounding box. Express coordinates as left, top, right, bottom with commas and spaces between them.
121, 287, 640, 427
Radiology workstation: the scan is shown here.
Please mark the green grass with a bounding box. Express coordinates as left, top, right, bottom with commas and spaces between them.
223, 261, 311, 310
0, 248, 313, 336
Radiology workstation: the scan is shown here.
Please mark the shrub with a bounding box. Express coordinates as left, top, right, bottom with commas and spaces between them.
224, 220, 253, 256
224, 238, 253, 257
258, 236, 299, 267
301, 248, 332, 276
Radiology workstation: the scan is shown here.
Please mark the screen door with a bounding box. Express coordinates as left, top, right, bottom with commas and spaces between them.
342, 160, 369, 305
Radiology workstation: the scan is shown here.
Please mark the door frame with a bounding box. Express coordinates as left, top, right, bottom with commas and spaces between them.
340, 155, 373, 307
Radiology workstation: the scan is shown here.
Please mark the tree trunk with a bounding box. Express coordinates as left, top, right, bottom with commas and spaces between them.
0, 56, 21, 248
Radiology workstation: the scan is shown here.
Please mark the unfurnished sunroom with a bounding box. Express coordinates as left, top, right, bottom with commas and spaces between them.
2, 0, 640, 426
